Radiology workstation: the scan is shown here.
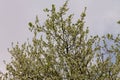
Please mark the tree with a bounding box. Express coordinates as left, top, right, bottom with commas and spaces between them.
117, 20, 120, 24
3, 1, 120, 80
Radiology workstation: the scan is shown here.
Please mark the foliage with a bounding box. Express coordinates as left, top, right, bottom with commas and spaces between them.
2, 1, 120, 80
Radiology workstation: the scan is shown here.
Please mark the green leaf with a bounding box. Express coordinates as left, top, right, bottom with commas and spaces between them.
28, 22, 33, 27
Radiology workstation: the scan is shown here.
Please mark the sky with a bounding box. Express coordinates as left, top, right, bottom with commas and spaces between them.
0, 0, 120, 73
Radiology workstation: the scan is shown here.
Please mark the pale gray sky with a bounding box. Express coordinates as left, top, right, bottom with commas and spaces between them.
0, 0, 120, 72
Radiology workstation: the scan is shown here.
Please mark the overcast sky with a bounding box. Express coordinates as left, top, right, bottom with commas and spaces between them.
0, 0, 120, 73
